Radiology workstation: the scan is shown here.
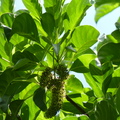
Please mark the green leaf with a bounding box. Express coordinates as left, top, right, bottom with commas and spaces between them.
70, 59, 89, 73
110, 30, 120, 43
33, 87, 47, 111
41, 13, 55, 37
0, 13, 14, 27
63, 0, 91, 31
0, 68, 17, 97
62, 116, 78, 120
79, 115, 90, 120
89, 60, 113, 94
52, 43, 60, 56
71, 25, 99, 56
0, 0, 14, 15
95, 100, 118, 120
0, 95, 11, 113
95, 0, 120, 7
12, 13, 39, 43
21, 104, 29, 120
13, 58, 37, 71
98, 43, 120, 65
66, 75, 83, 93
22, 0, 42, 18
84, 72, 104, 98
116, 86, 120, 114
95, 3, 119, 22
9, 100, 24, 119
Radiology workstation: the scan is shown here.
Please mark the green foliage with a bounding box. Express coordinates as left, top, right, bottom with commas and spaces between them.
0, 0, 120, 120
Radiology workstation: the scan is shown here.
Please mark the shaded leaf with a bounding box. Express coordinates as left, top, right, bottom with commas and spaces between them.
70, 59, 89, 73
0, 68, 17, 97
98, 43, 120, 65
33, 87, 47, 111
12, 13, 39, 43
9, 100, 24, 119
41, 13, 55, 37
95, 100, 117, 120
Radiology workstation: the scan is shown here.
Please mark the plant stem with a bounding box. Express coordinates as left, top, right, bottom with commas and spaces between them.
66, 95, 89, 116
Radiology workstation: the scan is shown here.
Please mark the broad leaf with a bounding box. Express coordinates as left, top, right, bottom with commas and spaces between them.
84, 72, 104, 98
0, 68, 17, 97
13, 58, 37, 71
62, 116, 78, 120
22, 0, 42, 18
33, 87, 47, 111
98, 42, 120, 65
41, 13, 55, 37
63, 0, 91, 31
89, 60, 113, 94
9, 100, 24, 119
95, 100, 118, 120
71, 25, 99, 57
0, 0, 14, 15
0, 13, 14, 27
66, 75, 83, 93
95, 0, 120, 7
95, 3, 119, 22
12, 13, 39, 43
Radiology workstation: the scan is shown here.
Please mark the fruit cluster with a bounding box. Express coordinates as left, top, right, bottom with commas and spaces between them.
40, 64, 69, 118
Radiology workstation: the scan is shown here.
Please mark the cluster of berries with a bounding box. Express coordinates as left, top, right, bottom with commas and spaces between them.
40, 64, 69, 118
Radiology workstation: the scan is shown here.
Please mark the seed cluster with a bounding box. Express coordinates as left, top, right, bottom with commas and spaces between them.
40, 64, 69, 118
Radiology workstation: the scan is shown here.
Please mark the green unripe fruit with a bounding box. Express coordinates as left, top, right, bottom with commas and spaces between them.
44, 80, 65, 118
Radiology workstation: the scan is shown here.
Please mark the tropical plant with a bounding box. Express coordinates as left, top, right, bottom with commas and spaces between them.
0, 0, 120, 120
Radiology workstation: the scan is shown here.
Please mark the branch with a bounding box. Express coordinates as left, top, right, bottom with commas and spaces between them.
66, 95, 89, 116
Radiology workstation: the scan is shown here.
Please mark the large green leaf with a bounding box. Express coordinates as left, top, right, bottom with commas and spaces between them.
98, 43, 120, 65
12, 13, 39, 43
0, 68, 17, 97
22, 0, 42, 18
63, 0, 91, 31
95, 0, 120, 7
0, 0, 14, 15
41, 13, 55, 37
71, 25, 99, 57
89, 60, 113, 94
33, 87, 47, 111
0, 13, 14, 27
95, 100, 118, 120
9, 100, 24, 120
66, 75, 83, 93
95, 3, 119, 22
84, 72, 104, 98
62, 116, 78, 120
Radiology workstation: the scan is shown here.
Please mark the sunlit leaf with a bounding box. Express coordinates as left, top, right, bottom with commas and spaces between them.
12, 13, 39, 43
95, 3, 119, 22
66, 75, 83, 93
71, 25, 99, 57
22, 0, 42, 18
116, 86, 120, 114
0, 0, 14, 15
63, 0, 91, 31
